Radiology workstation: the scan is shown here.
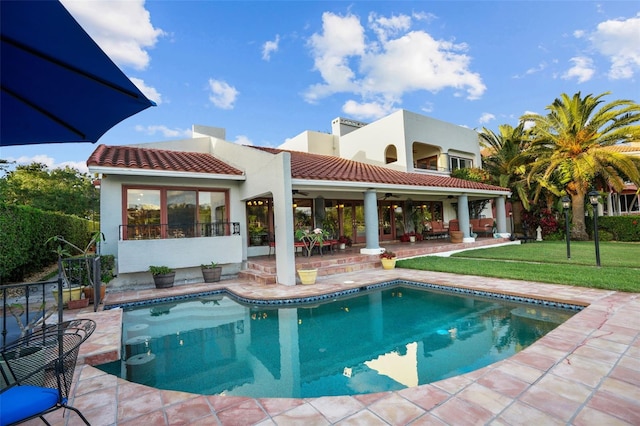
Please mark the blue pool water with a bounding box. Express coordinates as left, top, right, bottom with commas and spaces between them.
103, 283, 578, 398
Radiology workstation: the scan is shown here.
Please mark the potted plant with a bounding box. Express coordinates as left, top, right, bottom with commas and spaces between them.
249, 224, 265, 246
149, 265, 175, 288
201, 262, 222, 283
380, 250, 397, 270
297, 268, 318, 285
337, 235, 352, 250
83, 254, 115, 304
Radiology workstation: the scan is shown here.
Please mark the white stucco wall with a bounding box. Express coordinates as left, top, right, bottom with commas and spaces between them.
97, 171, 244, 275
279, 130, 336, 155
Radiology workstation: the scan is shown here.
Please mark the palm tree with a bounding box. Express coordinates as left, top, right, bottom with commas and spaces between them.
479, 123, 532, 210
522, 92, 640, 240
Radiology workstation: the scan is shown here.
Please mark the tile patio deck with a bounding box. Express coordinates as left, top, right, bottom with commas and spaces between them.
34, 243, 640, 425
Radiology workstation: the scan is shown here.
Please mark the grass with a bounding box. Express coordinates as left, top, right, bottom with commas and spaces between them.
397, 241, 640, 293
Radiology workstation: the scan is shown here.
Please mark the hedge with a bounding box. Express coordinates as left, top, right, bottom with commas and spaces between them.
0, 203, 91, 281
586, 215, 640, 242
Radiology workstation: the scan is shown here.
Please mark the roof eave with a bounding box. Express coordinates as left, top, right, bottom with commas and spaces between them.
87, 166, 246, 181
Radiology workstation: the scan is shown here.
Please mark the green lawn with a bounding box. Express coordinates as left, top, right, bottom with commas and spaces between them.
396, 241, 640, 293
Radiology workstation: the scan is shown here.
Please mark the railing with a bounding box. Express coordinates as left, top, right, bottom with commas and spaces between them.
62, 256, 102, 312
1, 278, 64, 348
119, 222, 241, 240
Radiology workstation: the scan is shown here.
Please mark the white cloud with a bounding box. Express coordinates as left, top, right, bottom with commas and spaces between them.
342, 99, 396, 120
61, 0, 164, 71
562, 56, 595, 83
233, 135, 253, 146
262, 35, 280, 61
6, 155, 88, 173
479, 113, 495, 124
522, 110, 538, 130
130, 78, 162, 104
134, 125, 191, 138
573, 30, 586, 38
304, 11, 485, 117
589, 14, 640, 79
208, 79, 239, 109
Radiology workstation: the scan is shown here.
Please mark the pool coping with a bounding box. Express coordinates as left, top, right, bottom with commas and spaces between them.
69, 268, 639, 425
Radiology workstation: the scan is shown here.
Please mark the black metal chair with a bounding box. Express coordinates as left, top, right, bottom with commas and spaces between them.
0, 319, 96, 426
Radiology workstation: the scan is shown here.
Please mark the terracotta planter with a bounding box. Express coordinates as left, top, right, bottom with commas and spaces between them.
450, 231, 464, 243
381, 258, 397, 270
202, 267, 222, 283
153, 272, 175, 289
67, 298, 89, 310
298, 269, 318, 285
83, 286, 106, 304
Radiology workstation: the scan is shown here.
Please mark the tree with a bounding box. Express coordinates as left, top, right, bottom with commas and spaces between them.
479, 123, 533, 210
0, 162, 99, 219
522, 92, 640, 240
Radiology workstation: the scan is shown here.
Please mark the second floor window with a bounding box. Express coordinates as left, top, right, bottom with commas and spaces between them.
450, 156, 472, 171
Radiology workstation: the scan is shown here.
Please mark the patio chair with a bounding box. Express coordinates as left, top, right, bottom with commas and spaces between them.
0, 319, 96, 426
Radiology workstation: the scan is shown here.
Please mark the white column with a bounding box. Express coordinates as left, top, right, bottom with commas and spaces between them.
361, 189, 383, 255
457, 194, 473, 242
495, 196, 509, 237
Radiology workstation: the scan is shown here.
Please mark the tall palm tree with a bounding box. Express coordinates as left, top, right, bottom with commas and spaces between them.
522, 92, 640, 240
479, 123, 532, 210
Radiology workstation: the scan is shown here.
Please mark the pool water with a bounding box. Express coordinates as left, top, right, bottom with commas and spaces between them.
104, 285, 576, 398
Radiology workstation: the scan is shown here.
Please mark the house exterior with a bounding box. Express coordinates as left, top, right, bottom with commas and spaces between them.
600, 143, 640, 216
87, 110, 511, 286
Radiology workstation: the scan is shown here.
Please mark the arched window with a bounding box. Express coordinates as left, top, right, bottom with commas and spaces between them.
385, 145, 397, 164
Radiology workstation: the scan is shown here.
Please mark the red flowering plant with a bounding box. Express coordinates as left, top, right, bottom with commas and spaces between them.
521, 208, 559, 236
380, 250, 396, 259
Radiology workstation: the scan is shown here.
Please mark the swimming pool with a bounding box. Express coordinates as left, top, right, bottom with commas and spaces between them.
103, 281, 580, 398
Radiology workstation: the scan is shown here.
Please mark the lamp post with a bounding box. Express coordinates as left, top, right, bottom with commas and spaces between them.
562, 196, 571, 259
588, 190, 601, 267
508, 211, 515, 240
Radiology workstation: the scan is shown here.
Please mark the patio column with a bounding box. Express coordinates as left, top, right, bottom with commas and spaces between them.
495, 196, 508, 236
457, 194, 473, 242
361, 189, 383, 255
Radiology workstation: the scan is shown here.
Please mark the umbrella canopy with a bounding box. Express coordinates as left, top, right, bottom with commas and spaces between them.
1, 0, 155, 147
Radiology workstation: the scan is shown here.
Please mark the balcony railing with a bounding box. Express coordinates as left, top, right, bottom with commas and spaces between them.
119, 222, 241, 240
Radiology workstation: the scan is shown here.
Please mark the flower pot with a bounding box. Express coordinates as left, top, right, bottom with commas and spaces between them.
339, 243, 346, 250
298, 269, 318, 285
83, 286, 106, 304
52, 286, 84, 305
380, 258, 397, 270
153, 272, 175, 289
202, 267, 222, 283
409, 235, 416, 243
67, 298, 89, 310
450, 231, 464, 243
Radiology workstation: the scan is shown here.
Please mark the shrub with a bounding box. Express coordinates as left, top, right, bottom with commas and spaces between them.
587, 216, 640, 242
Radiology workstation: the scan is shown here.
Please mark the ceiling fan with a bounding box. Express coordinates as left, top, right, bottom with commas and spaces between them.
380, 192, 400, 200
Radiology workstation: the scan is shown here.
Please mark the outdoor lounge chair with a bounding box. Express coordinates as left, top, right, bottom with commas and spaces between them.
0, 319, 96, 426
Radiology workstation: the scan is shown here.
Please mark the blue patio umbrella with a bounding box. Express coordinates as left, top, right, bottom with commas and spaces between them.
0, 0, 155, 147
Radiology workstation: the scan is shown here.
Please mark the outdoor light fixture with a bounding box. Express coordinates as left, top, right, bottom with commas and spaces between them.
588, 189, 601, 267
562, 196, 571, 259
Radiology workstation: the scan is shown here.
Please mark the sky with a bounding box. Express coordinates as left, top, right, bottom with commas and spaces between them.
2, 1, 639, 174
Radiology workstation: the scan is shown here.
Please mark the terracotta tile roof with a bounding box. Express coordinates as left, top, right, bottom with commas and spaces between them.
253, 147, 508, 192
87, 145, 243, 175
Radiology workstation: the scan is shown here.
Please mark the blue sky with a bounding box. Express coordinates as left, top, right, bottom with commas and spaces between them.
2, 1, 639, 174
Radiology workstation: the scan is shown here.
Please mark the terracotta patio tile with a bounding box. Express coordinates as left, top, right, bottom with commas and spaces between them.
257, 397, 305, 416
397, 383, 450, 411
457, 382, 513, 415
610, 364, 640, 387
573, 406, 633, 426
476, 369, 529, 398
409, 412, 450, 425
496, 358, 547, 383
334, 409, 389, 425
429, 396, 494, 426
367, 393, 425, 425
534, 374, 593, 403
116, 409, 167, 425
164, 395, 214, 424
550, 355, 613, 388
518, 386, 582, 422
309, 396, 365, 423
270, 402, 329, 425
587, 390, 640, 424
216, 398, 269, 426
500, 401, 566, 425
117, 389, 164, 421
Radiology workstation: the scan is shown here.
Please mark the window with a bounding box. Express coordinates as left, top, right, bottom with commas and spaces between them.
123, 186, 228, 240
416, 155, 438, 170
450, 156, 473, 171
385, 145, 398, 164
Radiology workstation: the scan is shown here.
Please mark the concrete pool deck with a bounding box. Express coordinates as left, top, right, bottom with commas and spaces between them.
52, 268, 638, 425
